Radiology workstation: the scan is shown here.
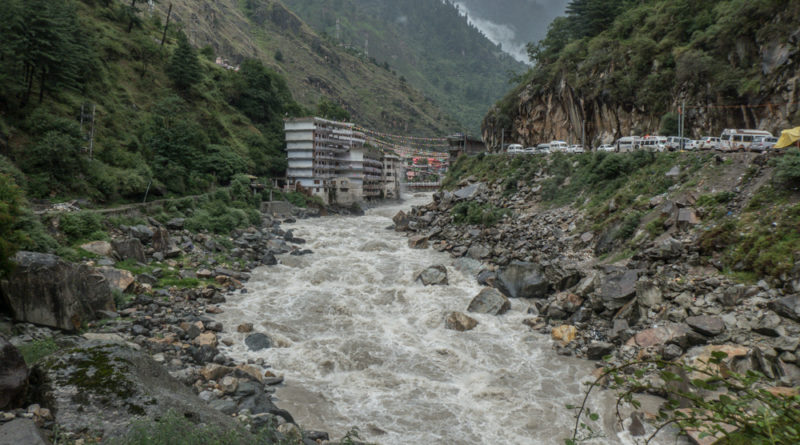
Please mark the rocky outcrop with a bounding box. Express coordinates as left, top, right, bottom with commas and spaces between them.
415, 265, 448, 286
467, 288, 511, 315
445, 312, 478, 331
495, 261, 549, 299
38, 342, 238, 438
0, 252, 114, 331
0, 337, 28, 410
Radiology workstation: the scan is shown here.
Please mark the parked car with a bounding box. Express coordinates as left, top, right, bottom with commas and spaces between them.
535, 143, 551, 154
549, 141, 569, 152
615, 136, 641, 152
750, 136, 778, 152
598, 144, 615, 152
685, 140, 702, 150
507, 144, 524, 154
641, 136, 667, 152
719, 129, 774, 151
524, 146, 537, 154
569, 144, 585, 153
665, 136, 691, 151
700, 136, 720, 150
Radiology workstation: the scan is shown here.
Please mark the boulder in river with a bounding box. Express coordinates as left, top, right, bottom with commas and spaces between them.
445, 312, 478, 331
393, 211, 410, 231
0, 251, 114, 331
495, 261, 549, 298
467, 288, 510, 315
245, 333, 272, 351
408, 235, 429, 249
415, 265, 448, 286
0, 418, 50, 445
0, 337, 28, 410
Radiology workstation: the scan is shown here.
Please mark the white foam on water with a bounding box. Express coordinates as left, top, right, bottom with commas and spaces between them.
215, 195, 663, 444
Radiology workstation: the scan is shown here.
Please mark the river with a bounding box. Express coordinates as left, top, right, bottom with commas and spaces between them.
216, 194, 633, 444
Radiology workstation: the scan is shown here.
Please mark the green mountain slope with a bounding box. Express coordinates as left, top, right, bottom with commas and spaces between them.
278, 0, 527, 133
156, 0, 460, 136
483, 0, 800, 147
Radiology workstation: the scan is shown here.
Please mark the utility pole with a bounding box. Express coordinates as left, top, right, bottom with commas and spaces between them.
500, 129, 505, 152
678, 100, 686, 151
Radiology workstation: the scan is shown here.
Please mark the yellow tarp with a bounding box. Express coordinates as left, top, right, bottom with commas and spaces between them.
775, 127, 800, 149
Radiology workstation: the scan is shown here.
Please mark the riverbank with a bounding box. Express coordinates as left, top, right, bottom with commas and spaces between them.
393, 150, 800, 440
0, 198, 356, 444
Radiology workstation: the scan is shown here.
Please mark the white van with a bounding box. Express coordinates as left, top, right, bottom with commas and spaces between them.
615, 136, 641, 152
507, 144, 524, 154
719, 129, 773, 151
535, 143, 551, 154
549, 141, 568, 152
640, 136, 667, 152
665, 136, 691, 151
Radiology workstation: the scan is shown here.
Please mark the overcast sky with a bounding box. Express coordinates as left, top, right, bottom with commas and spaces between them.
451, 0, 570, 64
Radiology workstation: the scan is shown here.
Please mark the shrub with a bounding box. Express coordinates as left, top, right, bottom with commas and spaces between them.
59, 211, 106, 242
0, 173, 24, 277
773, 148, 800, 187
16, 337, 59, 365
616, 211, 642, 241
451, 202, 509, 226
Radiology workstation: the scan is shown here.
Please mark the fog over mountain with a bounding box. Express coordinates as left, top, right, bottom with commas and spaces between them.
452, 0, 570, 63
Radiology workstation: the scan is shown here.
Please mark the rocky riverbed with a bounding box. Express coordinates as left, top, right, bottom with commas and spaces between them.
393, 173, 800, 439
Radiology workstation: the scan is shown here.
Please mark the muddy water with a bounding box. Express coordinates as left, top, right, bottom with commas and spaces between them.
216, 195, 627, 444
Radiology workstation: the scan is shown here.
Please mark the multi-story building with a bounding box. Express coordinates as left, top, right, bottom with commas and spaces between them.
382, 153, 402, 199
284, 117, 404, 205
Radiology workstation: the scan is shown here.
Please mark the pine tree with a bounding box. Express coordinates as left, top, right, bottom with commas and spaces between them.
166, 31, 201, 92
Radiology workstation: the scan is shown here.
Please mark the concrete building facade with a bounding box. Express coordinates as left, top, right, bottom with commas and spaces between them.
284, 117, 404, 205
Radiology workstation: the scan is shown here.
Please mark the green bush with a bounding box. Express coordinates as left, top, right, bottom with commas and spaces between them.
451, 201, 509, 226
59, 211, 106, 242
0, 173, 24, 277
17, 337, 59, 365
773, 148, 800, 187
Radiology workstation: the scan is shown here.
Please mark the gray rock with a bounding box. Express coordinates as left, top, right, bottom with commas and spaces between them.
586, 342, 614, 360
166, 218, 185, 230
0, 338, 28, 410
0, 418, 50, 445
137, 273, 158, 286
598, 270, 639, 310
467, 288, 511, 315
452, 258, 483, 277
661, 344, 683, 361
770, 295, 800, 322
0, 252, 114, 331
636, 280, 663, 308
453, 182, 486, 200
686, 315, 725, 337
495, 261, 549, 299
40, 342, 236, 437
754, 312, 783, 337
210, 398, 238, 415
445, 312, 478, 331
129, 225, 154, 243
239, 391, 294, 424
245, 333, 272, 351
415, 265, 448, 286
467, 244, 491, 260
112, 238, 146, 263
392, 211, 410, 231
261, 253, 278, 266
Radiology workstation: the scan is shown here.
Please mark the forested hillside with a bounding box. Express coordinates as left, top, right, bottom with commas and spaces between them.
0, 0, 303, 205
280, 0, 526, 132
483, 0, 800, 147
154, 0, 459, 136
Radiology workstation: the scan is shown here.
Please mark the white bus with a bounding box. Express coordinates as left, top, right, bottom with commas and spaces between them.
719, 129, 773, 151
615, 136, 641, 152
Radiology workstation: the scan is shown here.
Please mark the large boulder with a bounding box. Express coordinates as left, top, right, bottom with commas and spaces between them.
38, 342, 237, 438
0, 418, 50, 445
80, 241, 113, 257
0, 337, 28, 410
245, 333, 272, 351
151, 227, 171, 253
770, 295, 800, 322
626, 322, 693, 349
97, 267, 135, 292
598, 269, 639, 310
112, 238, 146, 263
415, 265, 448, 286
393, 211, 410, 231
445, 312, 478, 331
686, 315, 725, 337
495, 261, 549, 299
453, 182, 487, 200
0, 252, 114, 331
467, 288, 511, 315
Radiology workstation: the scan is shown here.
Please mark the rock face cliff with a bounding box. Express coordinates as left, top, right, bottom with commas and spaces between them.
483, 2, 800, 148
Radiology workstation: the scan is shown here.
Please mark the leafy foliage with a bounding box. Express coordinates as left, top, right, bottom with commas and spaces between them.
451, 201, 509, 226
0, 173, 24, 278
773, 148, 800, 187
568, 353, 800, 444
166, 31, 201, 92
316, 97, 351, 122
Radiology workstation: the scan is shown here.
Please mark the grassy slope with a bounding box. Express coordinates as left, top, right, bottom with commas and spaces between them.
279, 0, 526, 134
158, 0, 460, 136
444, 151, 800, 282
